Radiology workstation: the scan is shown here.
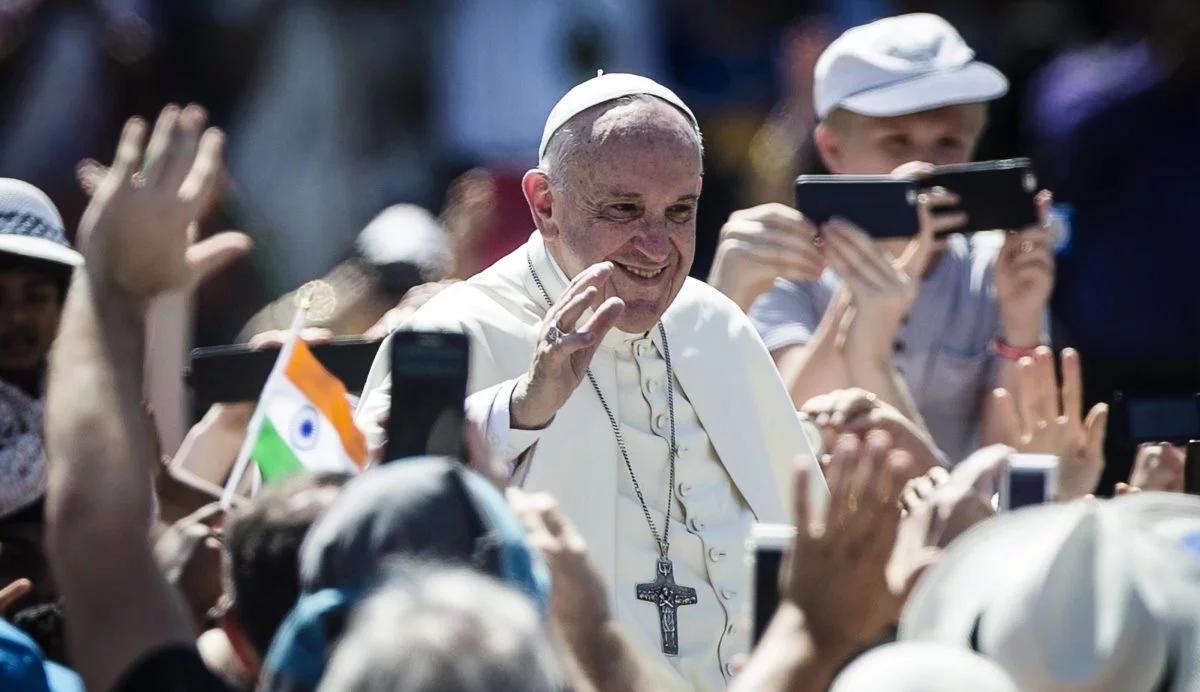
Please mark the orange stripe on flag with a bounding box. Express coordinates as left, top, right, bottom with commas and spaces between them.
284, 340, 367, 466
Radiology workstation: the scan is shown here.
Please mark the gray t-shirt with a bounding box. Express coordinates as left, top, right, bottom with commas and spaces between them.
749, 233, 1007, 463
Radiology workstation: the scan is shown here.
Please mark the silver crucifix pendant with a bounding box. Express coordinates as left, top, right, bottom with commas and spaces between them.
636, 557, 698, 655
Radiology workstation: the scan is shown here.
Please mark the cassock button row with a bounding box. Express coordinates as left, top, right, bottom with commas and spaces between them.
725, 662, 736, 677
654, 413, 668, 432
689, 518, 706, 532
708, 547, 726, 562
720, 588, 736, 600
677, 482, 693, 498
725, 623, 736, 636
635, 341, 651, 358
645, 378, 661, 393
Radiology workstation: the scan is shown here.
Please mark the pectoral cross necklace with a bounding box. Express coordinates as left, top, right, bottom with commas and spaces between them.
528, 252, 698, 656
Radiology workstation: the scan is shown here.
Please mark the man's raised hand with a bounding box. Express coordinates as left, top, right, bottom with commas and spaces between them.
510, 262, 624, 429
77, 104, 250, 302
992, 347, 1108, 500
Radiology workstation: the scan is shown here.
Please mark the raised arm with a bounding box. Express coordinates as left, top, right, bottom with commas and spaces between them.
44, 105, 249, 691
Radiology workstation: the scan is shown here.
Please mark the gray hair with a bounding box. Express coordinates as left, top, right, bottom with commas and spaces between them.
539, 94, 705, 186
317, 566, 561, 692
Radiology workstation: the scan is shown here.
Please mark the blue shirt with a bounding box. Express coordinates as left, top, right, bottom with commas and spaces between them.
748, 233, 1007, 463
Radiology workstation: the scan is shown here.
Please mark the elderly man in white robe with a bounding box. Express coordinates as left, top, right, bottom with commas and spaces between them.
357, 73, 827, 691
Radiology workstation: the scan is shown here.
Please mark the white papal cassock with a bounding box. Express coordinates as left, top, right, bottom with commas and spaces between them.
357, 232, 827, 691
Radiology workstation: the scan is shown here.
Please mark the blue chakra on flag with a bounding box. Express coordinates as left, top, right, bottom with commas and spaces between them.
290, 405, 320, 451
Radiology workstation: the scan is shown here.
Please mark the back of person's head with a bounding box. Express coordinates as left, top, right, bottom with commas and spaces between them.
831, 642, 1018, 692
317, 566, 559, 692
258, 458, 549, 691
223, 471, 351, 656
900, 493, 1200, 691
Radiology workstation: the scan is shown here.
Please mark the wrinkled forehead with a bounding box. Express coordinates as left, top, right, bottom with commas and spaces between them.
558, 98, 702, 185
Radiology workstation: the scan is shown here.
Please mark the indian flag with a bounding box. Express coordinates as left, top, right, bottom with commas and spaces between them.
221, 324, 366, 505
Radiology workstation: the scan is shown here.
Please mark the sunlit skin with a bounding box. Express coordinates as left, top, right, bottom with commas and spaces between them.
0, 268, 63, 392
523, 99, 703, 334
814, 103, 987, 265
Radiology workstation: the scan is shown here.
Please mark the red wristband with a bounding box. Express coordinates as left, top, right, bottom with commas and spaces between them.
990, 339, 1042, 361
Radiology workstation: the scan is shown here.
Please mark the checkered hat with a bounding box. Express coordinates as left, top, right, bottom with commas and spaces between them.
0, 179, 81, 267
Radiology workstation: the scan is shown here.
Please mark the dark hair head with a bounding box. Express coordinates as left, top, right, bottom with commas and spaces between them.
223, 472, 351, 655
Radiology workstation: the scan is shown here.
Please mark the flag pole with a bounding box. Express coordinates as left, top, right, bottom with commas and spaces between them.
219, 297, 311, 508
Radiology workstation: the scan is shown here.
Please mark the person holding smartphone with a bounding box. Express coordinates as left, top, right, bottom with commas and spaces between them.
709, 13, 1057, 463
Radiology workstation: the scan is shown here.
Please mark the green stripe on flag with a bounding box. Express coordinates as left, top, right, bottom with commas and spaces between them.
252, 418, 306, 483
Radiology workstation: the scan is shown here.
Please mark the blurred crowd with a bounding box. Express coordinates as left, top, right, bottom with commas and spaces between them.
3, 1, 1200, 691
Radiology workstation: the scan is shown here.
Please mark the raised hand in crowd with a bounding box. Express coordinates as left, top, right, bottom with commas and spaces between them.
1116, 443, 1187, 495
45, 104, 248, 691
802, 387, 946, 474
510, 262, 625, 429
992, 347, 1108, 500
507, 487, 654, 692
732, 432, 912, 692
707, 203, 827, 312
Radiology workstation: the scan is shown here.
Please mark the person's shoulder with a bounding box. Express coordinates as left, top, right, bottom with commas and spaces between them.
670, 278, 767, 346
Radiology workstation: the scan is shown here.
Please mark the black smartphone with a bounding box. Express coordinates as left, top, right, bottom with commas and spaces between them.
924, 158, 1040, 233
794, 175, 919, 238
1116, 393, 1200, 445
748, 524, 793, 645
385, 330, 470, 462
1185, 441, 1200, 496
187, 338, 378, 410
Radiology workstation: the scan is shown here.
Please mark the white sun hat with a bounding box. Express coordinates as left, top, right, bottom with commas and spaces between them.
0, 178, 81, 267
814, 13, 1009, 120
537, 71, 698, 161
899, 494, 1200, 691
830, 641, 1018, 692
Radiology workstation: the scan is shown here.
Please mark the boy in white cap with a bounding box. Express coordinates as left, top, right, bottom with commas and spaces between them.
711, 14, 1081, 468
358, 72, 829, 691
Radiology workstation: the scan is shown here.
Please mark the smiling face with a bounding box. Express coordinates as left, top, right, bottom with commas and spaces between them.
525, 97, 703, 334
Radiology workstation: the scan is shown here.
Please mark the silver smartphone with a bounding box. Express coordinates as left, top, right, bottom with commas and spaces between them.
747, 523, 795, 644
999, 454, 1060, 510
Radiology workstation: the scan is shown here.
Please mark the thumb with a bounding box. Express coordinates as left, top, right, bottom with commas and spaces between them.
185, 231, 252, 287
0, 578, 32, 613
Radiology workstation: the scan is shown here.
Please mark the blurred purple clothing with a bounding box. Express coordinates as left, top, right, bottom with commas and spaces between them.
1030, 41, 1200, 387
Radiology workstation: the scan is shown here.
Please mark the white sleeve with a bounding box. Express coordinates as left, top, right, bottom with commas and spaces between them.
464, 378, 546, 476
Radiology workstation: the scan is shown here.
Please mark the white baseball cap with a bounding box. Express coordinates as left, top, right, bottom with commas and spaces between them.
814, 13, 1009, 120
899, 494, 1200, 691
538, 72, 698, 161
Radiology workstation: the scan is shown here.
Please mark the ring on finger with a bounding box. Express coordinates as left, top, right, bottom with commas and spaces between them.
545, 324, 565, 346
846, 492, 859, 514
1019, 239, 1035, 254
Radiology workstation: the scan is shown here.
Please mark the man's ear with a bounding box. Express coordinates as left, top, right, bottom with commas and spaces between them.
813, 122, 845, 174
521, 170, 558, 239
